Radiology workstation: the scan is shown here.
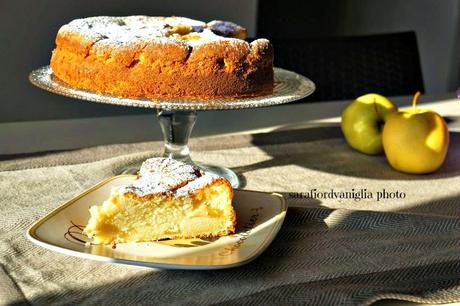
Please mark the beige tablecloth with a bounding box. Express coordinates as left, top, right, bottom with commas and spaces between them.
1, 124, 459, 305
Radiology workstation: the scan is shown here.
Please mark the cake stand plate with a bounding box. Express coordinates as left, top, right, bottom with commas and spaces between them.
29, 66, 315, 187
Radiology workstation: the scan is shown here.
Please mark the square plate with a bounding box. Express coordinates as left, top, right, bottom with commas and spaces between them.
27, 175, 287, 270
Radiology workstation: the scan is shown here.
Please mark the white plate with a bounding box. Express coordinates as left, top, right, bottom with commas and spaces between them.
27, 175, 287, 270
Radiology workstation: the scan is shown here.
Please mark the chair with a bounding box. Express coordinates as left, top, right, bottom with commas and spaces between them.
257, 2, 425, 102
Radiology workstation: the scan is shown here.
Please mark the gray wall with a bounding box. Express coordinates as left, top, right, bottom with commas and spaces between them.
336, 0, 460, 94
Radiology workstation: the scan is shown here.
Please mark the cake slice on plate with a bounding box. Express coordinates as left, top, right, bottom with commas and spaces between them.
83, 158, 235, 244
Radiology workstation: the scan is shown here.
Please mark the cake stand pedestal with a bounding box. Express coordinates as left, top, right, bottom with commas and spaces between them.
29, 67, 315, 188
156, 109, 239, 185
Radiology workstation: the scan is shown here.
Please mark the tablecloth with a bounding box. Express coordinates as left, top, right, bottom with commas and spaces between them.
1, 124, 459, 305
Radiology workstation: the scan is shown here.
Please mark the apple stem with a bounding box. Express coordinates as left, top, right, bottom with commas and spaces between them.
373, 97, 380, 117
412, 91, 421, 109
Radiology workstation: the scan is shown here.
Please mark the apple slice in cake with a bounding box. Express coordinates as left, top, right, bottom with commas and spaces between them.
83, 158, 235, 244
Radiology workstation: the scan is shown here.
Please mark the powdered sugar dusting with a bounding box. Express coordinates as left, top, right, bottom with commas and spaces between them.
58, 16, 248, 49
174, 174, 219, 197
119, 157, 220, 197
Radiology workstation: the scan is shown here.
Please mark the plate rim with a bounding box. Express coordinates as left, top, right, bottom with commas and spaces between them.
26, 175, 287, 270
29, 66, 315, 111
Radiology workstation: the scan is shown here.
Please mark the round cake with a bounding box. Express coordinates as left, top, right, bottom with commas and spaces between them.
50, 16, 274, 100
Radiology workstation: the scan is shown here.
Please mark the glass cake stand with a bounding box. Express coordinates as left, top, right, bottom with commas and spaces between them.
29, 66, 315, 188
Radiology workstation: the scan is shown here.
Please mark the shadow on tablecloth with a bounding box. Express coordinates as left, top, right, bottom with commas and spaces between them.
16, 207, 460, 306
234, 126, 460, 181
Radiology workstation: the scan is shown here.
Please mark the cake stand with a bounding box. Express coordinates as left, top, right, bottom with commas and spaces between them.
29, 66, 315, 187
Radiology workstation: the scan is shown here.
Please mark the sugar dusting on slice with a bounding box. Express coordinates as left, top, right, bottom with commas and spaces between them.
119, 157, 219, 197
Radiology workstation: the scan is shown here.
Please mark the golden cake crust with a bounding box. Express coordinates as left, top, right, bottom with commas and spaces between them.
50, 16, 274, 100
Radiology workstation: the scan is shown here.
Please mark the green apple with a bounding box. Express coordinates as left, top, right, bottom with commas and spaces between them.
341, 93, 397, 155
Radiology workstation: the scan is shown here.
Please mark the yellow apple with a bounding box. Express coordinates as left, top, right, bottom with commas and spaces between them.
341, 93, 398, 154
382, 92, 449, 174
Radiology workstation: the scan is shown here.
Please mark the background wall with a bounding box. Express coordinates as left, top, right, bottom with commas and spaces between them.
257, 0, 460, 95
0, 0, 459, 124
337, 0, 460, 95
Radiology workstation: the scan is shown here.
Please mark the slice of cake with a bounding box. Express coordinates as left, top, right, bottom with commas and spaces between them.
83, 158, 235, 244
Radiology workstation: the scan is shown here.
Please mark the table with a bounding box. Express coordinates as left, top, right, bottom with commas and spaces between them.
1, 95, 459, 305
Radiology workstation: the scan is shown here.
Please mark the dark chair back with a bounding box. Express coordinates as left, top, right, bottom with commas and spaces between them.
257, 1, 424, 102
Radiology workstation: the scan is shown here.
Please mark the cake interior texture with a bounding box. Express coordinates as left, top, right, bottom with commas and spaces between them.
83, 158, 235, 244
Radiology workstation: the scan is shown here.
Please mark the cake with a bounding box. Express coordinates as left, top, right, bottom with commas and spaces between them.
50, 16, 274, 100
83, 158, 236, 244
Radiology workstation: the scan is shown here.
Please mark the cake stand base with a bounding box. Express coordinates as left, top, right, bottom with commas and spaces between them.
120, 109, 240, 188
195, 163, 240, 188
